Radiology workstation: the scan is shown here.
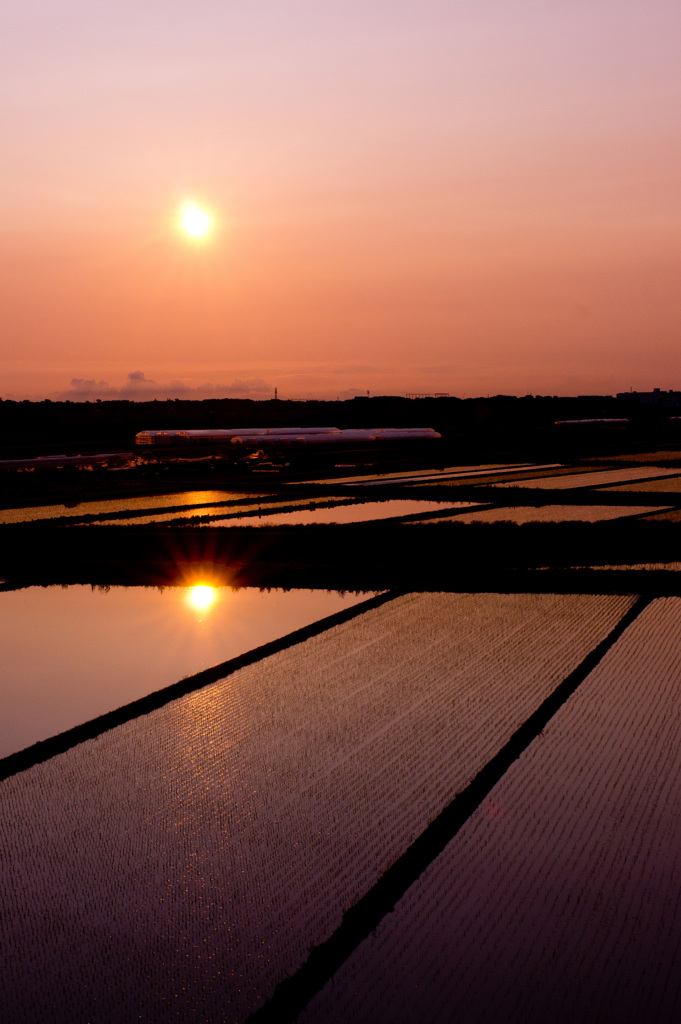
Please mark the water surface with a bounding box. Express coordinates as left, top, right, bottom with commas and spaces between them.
0, 490, 264, 525
0, 585, 373, 758
493, 467, 681, 490
94, 496, 359, 525
422, 504, 672, 524
202, 500, 477, 526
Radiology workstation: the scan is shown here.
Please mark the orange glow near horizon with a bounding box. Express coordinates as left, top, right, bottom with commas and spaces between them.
2, 3, 681, 400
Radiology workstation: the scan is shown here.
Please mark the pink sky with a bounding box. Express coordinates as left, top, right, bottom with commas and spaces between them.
2, 1, 680, 400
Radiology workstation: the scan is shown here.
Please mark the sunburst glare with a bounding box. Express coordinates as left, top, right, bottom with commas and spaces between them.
188, 585, 216, 611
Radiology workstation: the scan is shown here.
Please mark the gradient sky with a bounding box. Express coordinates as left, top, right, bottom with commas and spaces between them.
2, 1, 680, 400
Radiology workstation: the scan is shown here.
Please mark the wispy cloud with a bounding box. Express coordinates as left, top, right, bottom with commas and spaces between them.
52, 371, 275, 402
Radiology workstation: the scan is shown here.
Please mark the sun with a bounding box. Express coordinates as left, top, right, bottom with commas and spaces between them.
181, 203, 211, 238
188, 585, 216, 610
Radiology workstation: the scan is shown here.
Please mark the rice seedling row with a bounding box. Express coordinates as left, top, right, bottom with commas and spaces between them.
91, 496, 358, 526
200, 500, 474, 528
0, 490, 259, 525
419, 504, 672, 524
0, 592, 635, 1023
493, 466, 681, 490
300, 597, 681, 1024
600, 476, 681, 493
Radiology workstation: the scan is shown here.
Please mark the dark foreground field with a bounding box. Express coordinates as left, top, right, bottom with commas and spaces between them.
3, 588, 681, 1023
4, 442, 681, 1022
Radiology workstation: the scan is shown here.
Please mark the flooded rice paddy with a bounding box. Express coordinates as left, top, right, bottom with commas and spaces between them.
87, 499, 477, 526
599, 475, 681, 493
0, 592, 637, 1023
0, 585, 373, 758
422, 503, 673, 523
492, 466, 681, 489
0, 490, 264, 525
4, 456, 681, 1021
91, 496, 359, 525
336, 463, 561, 486
199, 499, 476, 526
2, 492, 477, 527
302, 597, 681, 1024
299, 462, 531, 485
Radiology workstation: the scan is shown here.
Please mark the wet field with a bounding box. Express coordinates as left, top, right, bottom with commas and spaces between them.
2, 591, 648, 1024
0, 585, 374, 757
4, 454, 681, 1021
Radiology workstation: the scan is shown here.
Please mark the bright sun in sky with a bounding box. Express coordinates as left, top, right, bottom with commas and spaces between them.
188, 585, 216, 610
181, 204, 211, 238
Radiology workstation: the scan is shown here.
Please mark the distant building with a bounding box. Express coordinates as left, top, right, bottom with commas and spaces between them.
405, 393, 450, 399
617, 388, 681, 408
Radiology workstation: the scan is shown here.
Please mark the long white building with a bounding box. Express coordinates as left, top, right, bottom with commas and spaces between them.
135, 427, 441, 446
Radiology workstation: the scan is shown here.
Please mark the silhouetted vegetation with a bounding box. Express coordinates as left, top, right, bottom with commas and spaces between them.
2, 393, 679, 460
4, 393, 681, 510
3, 520, 681, 593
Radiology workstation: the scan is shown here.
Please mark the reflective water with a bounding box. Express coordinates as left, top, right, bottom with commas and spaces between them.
0, 490, 265, 525
600, 477, 681, 493
0, 585, 375, 758
348, 463, 562, 487
421, 504, 672, 524
493, 467, 681, 490
300, 463, 556, 486
202, 500, 477, 526
94, 496, 359, 525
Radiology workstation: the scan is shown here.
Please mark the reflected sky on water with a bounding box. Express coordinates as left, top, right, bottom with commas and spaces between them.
93, 496, 358, 525
202, 499, 477, 526
419, 504, 672, 524
0, 490, 264, 525
0, 584, 375, 759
